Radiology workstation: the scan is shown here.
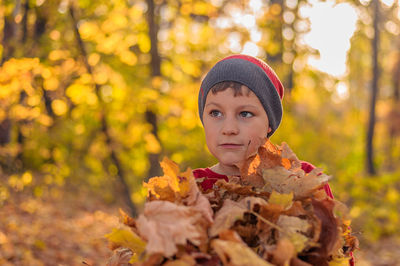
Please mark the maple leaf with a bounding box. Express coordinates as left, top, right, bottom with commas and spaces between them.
262, 166, 330, 199
143, 157, 192, 202
143, 157, 214, 224
211, 239, 274, 266
136, 200, 210, 257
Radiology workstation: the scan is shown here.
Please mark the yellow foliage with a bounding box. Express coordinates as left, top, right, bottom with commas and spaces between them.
144, 133, 161, 154
79, 21, 100, 40
128, 6, 143, 19
119, 50, 137, 66
48, 50, 70, 61
138, 33, 151, 53
88, 53, 101, 66
44, 76, 59, 91
21, 172, 33, 186
51, 99, 68, 116
151, 76, 163, 89
37, 114, 53, 127
66, 84, 98, 105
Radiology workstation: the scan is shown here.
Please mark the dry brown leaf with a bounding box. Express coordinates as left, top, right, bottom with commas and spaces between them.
312, 198, 341, 256
283, 201, 308, 217
214, 179, 263, 198
238, 139, 304, 188
136, 201, 210, 257
277, 215, 311, 235
262, 166, 330, 199
163, 255, 196, 266
212, 239, 274, 266
210, 197, 268, 237
106, 247, 133, 266
119, 208, 137, 228
218, 230, 245, 244
209, 199, 247, 237
280, 142, 302, 170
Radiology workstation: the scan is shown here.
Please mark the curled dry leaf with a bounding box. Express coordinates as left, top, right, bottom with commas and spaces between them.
136, 201, 210, 257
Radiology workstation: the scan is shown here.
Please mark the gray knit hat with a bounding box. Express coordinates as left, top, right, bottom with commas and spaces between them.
198, 54, 284, 137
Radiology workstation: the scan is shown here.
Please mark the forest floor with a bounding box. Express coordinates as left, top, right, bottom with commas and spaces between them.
1, 185, 399, 266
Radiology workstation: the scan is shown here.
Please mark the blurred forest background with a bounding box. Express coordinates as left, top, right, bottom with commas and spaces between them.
1, 0, 400, 265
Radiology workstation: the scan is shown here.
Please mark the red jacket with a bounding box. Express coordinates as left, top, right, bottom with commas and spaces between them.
193, 161, 354, 265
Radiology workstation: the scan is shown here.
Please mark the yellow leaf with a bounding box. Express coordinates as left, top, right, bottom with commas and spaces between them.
212, 239, 274, 266
144, 176, 175, 201
160, 157, 192, 198
286, 231, 309, 253
105, 228, 146, 254
268, 190, 293, 210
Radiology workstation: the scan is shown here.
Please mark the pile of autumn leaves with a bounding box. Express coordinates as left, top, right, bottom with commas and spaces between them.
106, 140, 358, 266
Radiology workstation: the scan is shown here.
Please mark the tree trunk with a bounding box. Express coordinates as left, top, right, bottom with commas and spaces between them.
69, 5, 137, 216
21, 0, 29, 43
386, 40, 400, 171
366, 0, 380, 175
145, 0, 162, 181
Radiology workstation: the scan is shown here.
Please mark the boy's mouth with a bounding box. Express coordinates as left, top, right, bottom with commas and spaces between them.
219, 143, 243, 149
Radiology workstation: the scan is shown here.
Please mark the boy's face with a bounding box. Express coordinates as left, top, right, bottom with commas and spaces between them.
202, 86, 271, 170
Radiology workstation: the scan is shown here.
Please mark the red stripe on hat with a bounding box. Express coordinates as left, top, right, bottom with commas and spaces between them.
220, 54, 284, 99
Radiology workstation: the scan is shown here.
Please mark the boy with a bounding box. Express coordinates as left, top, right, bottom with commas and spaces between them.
193, 54, 354, 265
193, 54, 333, 198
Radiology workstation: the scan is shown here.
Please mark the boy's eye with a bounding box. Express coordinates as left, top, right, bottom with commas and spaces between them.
210, 110, 222, 117
240, 111, 254, 118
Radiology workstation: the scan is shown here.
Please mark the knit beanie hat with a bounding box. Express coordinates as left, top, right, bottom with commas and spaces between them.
198, 54, 284, 137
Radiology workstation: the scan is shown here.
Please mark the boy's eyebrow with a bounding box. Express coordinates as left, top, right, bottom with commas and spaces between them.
205, 102, 221, 107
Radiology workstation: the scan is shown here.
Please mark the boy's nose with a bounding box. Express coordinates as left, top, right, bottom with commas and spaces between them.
221, 119, 239, 135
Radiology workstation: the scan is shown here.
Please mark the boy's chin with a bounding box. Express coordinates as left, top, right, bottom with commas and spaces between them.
218, 158, 244, 168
